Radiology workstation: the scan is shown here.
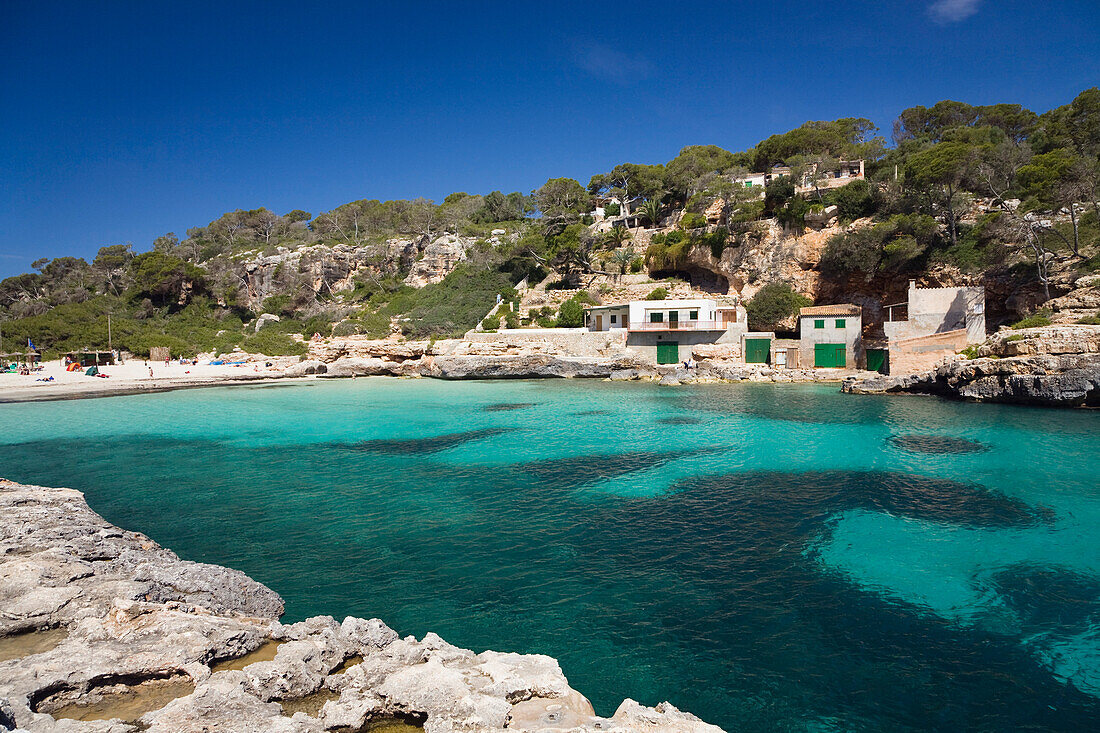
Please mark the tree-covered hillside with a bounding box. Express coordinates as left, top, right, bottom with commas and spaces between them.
3, 88, 1098, 358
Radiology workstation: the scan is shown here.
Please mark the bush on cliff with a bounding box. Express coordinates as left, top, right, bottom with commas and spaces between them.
745, 282, 812, 332
826, 179, 877, 221
646, 287, 669, 300
1010, 309, 1053, 329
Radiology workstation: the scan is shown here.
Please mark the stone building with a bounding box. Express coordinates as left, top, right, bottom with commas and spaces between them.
883, 281, 986, 375
798, 305, 863, 368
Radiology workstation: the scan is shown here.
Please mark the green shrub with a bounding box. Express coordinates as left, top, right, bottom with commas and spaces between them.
679, 212, 706, 230
1076, 313, 1100, 325
959, 345, 980, 359
505, 310, 520, 329
532, 306, 556, 327
556, 297, 585, 327
645, 287, 669, 301
826, 179, 876, 221
630, 257, 644, 273
698, 231, 727, 259
240, 330, 308, 356
604, 202, 620, 216
1004, 334, 1024, 342
261, 294, 291, 315
1010, 309, 1053, 329
744, 282, 812, 331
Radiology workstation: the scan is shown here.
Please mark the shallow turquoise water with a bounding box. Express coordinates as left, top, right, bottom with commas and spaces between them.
1, 378, 1098, 731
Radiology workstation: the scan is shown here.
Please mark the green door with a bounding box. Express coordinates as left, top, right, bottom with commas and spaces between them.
814, 343, 847, 368
866, 348, 887, 373
745, 338, 770, 364
656, 342, 679, 365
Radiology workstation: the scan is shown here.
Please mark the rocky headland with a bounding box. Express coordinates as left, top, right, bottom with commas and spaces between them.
843, 325, 1100, 407
0, 479, 721, 732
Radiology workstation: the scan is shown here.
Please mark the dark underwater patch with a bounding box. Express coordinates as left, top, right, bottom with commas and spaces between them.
890, 434, 990, 454
657, 416, 702, 425
562, 468, 1096, 730
483, 402, 535, 412
343, 428, 512, 454
989, 564, 1100, 634
572, 409, 611, 417
669, 470, 1042, 529
519, 447, 730, 490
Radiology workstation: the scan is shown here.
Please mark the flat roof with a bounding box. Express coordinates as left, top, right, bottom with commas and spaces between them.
800, 304, 861, 316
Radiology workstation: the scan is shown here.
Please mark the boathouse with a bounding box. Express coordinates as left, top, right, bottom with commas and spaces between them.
798, 305, 863, 368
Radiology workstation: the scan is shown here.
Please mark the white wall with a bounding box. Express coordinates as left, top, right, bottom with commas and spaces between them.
627, 299, 718, 327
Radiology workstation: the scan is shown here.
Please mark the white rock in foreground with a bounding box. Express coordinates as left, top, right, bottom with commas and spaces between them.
0, 479, 723, 732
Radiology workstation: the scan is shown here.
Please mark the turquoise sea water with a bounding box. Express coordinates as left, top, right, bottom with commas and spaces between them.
1, 378, 1098, 731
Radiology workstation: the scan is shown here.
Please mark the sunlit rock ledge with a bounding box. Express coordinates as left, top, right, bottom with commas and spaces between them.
843, 325, 1100, 407
0, 479, 722, 733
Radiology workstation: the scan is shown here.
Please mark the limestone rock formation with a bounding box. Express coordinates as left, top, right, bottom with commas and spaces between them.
254, 313, 281, 332
404, 235, 471, 287
843, 326, 1100, 407
241, 240, 419, 308
843, 353, 1100, 407
0, 480, 722, 732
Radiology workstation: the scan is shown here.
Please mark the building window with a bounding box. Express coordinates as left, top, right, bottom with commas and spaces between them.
814, 319, 825, 329
650, 312, 663, 323
610, 314, 617, 324
689, 310, 698, 320
835, 319, 845, 328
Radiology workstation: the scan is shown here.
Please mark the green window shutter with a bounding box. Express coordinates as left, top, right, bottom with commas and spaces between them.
650, 312, 663, 323
835, 319, 845, 328
814, 319, 825, 329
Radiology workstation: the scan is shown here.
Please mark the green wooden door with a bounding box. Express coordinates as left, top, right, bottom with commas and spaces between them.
656, 342, 679, 364
866, 348, 886, 373
745, 338, 770, 363
814, 343, 847, 368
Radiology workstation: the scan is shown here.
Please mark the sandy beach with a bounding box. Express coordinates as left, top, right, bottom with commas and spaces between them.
0, 358, 307, 403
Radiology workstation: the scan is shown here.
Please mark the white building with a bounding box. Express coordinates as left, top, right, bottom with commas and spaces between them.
585, 298, 748, 364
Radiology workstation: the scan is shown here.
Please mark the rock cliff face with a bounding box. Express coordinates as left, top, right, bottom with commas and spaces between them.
404, 235, 471, 288
843, 326, 1100, 407
0, 480, 722, 732
241, 240, 421, 307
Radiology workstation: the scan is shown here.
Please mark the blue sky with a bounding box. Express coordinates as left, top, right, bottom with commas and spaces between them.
1, 0, 1098, 277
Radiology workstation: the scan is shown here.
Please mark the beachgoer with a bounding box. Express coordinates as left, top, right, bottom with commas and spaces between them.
148, 366, 154, 378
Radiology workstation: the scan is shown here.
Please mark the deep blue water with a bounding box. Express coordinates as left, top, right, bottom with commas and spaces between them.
1, 379, 1098, 731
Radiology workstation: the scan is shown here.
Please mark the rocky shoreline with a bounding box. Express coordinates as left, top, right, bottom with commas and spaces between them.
0, 479, 721, 732
843, 325, 1100, 407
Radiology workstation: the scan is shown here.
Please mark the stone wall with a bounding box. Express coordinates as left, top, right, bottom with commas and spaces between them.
459, 329, 631, 357
887, 329, 969, 376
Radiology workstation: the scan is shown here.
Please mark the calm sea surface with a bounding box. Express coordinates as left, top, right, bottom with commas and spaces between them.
1, 379, 1098, 731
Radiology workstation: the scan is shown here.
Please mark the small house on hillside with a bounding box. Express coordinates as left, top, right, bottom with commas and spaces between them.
585, 298, 748, 364
799, 304, 863, 368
